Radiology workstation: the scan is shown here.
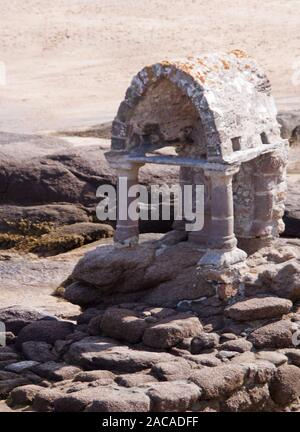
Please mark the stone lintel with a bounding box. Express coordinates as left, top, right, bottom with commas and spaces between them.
107, 150, 245, 176
128, 154, 229, 172
106, 151, 253, 177
222, 141, 287, 165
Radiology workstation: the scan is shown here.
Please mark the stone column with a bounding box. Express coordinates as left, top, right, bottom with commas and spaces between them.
172, 166, 191, 232
209, 168, 237, 250
189, 168, 211, 247
114, 163, 141, 247
199, 165, 247, 266
251, 175, 274, 238
251, 152, 285, 239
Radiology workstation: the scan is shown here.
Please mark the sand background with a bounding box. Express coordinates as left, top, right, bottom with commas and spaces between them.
0, 0, 299, 134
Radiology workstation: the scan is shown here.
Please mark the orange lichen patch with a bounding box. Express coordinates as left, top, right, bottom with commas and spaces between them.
198, 75, 206, 84
169, 61, 207, 85
229, 49, 248, 59
237, 64, 254, 75
221, 59, 230, 70
194, 70, 206, 84
158, 54, 233, 83
160, 60, 173, 67
175, 62, 195, 76
196, 59, 209, 69
210, 64, 221, 72
144, 52, 256, 90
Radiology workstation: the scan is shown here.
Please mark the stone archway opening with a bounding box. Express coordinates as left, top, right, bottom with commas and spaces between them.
125, 78, 207, 161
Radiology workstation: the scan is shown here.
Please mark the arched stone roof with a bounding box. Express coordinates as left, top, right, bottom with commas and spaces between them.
111, 50, 282, 161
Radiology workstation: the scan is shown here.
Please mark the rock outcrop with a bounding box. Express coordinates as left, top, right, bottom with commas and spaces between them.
64, 235, 215, 308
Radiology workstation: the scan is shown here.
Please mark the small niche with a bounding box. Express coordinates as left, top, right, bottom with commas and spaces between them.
231, 136, 241, 151
260, 132, 269, 144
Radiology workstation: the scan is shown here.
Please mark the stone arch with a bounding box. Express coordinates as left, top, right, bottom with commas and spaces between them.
123, 78, 208, 159
111, 63, 221, 158
106, 51, 288, 266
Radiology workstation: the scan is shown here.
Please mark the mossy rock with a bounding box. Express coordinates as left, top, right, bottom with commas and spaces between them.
0, 222, 114, 256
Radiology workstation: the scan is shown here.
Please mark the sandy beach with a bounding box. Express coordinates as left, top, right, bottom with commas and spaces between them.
0, 0, 299, 134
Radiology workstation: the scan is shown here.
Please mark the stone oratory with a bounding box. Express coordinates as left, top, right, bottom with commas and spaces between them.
106, 50, 288, 267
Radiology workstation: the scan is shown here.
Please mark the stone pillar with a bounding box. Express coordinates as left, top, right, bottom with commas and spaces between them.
209, 168, 237, 250
251, 152, 286, 239
199, 165, 247, 267
251, 175, 274, 238
114, 163, 141, 247
189, 168, 211, 247
173, 166, 190, 232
